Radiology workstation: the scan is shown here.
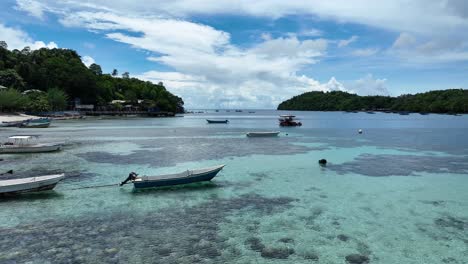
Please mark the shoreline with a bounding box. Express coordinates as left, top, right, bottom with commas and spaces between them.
0, 113, 41, 123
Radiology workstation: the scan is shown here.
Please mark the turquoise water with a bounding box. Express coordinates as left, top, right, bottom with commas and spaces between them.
1, 110, 467, 263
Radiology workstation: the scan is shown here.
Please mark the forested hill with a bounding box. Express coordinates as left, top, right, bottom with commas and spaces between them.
277, 90, 468, 113
0, 42, 184, 113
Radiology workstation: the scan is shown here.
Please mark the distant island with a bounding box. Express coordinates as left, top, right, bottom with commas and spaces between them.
277, 90, 468, 113
0, 41, 184, 114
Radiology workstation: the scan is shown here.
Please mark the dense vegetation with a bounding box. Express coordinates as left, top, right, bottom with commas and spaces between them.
0, 41, 184, 113
278, 90, 468, 113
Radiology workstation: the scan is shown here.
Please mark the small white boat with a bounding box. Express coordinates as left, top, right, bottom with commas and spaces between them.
246, 131, 280, 137
0, 174, 65, 195
0, 135, 62, 154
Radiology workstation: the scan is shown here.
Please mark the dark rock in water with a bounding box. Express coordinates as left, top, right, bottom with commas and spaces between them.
318, 159, 327, 166
337, 234, 349, 241
260, 247, 295, 259
245, 237, 265, 252
434, 216, 467, 230
345, 254, 370, 264
302, 251, 319, 261
278, 238, 295, 244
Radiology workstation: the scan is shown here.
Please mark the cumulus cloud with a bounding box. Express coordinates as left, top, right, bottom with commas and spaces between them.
81, 56, 95, 67
0, 23, 57, 50
346, 74, 389, 96
338, 35, 358, 47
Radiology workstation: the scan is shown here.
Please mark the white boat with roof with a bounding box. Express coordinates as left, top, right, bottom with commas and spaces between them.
0, 135, 62, 154
0, 174, 65, 195
246, 131, 280, 137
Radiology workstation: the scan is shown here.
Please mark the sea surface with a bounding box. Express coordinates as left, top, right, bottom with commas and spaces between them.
0, 110, 467, 264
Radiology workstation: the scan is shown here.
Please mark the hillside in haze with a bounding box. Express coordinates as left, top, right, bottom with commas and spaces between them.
0, 42, 184, 113
277, 90, 468, 113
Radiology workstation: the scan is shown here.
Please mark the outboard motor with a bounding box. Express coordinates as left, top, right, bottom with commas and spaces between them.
120, 172, 138, 186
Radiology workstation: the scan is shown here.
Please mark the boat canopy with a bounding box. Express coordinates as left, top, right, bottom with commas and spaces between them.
279, 115, 296, 118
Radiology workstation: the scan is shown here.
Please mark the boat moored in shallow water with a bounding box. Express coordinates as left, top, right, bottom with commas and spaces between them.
120, 165, 225, 189
0, 135, 62, 154
246, 131, 280, 137
206, 119, 229, 124
20, 118, 51, 128
0, 174, 65, 195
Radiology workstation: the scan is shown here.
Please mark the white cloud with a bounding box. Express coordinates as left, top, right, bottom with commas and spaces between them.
15, 0, 45, 19
346, 74, 389, 96
392, 32, 417, 49
0, 23, 57, 50
81, 56, 95, 67
351, 48, 379, 57
338, 35, 358, 47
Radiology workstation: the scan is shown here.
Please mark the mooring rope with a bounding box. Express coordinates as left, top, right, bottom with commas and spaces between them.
65, 183, 119, 191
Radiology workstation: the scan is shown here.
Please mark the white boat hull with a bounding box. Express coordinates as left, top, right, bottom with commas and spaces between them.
246, 132, 280, 137
0, 144, 62, 154
0, 174, 65, 195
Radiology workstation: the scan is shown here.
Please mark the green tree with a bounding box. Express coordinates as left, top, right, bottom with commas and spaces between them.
112, 69, 118, 76
26, 92, 50, 112
0, 69, 25, 89
0, 41, 7, 49
122, 72, 130, 79
47, 87, 69, 110
0, 88, 26, 111
89, 63, 102, 75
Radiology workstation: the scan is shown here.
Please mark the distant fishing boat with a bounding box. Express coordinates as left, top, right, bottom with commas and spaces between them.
0, 174, 65, 195
120, 165, 225, 189
246, 131, 280, 137
206, 119, 229, 124
279, 115, 302, 126
0, 135, 62, 154
248, 111, 256, 113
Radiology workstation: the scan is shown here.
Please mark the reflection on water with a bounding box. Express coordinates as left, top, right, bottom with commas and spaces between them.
0, 111, 467, 263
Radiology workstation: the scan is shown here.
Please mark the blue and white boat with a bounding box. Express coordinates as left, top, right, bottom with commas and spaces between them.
121, 165, 225, 189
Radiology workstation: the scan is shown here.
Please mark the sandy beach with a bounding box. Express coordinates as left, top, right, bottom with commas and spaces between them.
0, 113, 40, 123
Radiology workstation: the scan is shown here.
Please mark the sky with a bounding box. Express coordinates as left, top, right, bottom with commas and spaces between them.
1, 0, 468, 108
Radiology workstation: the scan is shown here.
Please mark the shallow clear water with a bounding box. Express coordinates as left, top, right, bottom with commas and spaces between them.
1, 110, 467, 263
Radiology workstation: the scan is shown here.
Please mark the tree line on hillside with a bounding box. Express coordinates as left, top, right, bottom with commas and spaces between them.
0, 41, 184, 113
277, 90, 468, 113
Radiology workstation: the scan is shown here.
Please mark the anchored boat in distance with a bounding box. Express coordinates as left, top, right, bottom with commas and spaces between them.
206, 119, 229, 124
246, 131, 280, 137
279, 115, 302, 126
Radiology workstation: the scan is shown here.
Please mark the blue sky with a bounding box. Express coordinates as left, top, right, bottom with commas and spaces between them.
1, 0, 468, 108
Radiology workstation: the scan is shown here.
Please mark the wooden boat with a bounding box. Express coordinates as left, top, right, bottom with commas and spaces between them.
1, 120, 25, 127
206, 119, 229, 124
122, 165, 225, 189
246, 131, 280, 137
0, 135, 62, 154
0, 174, 65, 195
20, 119, 51, 128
